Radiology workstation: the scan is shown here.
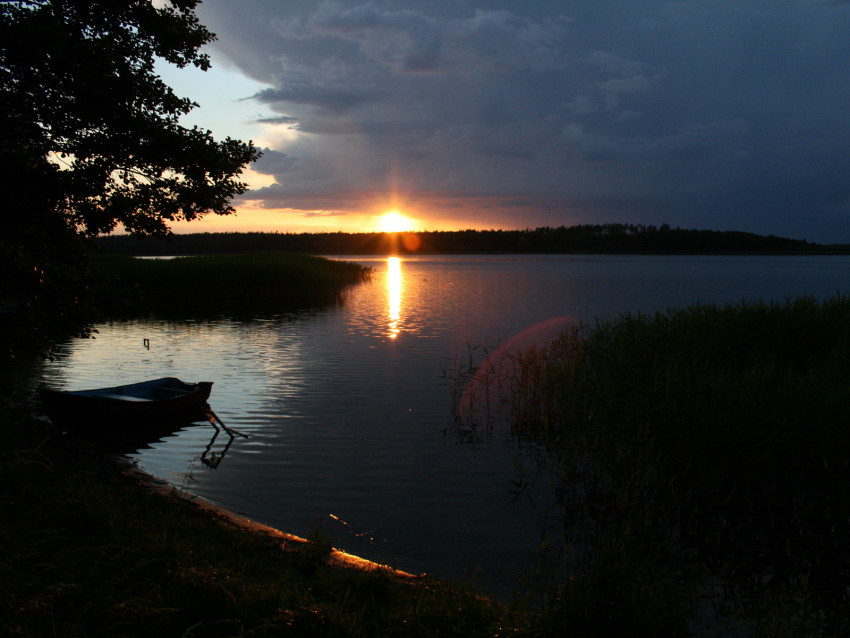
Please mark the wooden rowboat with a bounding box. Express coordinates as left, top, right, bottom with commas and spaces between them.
39, 377, 213, 435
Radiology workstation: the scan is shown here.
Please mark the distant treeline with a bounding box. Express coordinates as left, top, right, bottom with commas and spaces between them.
95, 224, 844, 256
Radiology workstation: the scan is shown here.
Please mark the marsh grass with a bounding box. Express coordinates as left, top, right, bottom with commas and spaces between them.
93, 253, 372, 318
455, 295, 850, 635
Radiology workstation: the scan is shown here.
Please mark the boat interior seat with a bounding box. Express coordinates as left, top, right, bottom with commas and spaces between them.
101, 393, 149, 402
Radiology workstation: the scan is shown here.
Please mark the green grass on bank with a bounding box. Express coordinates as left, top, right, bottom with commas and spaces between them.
461, 295, 850, 636
92, 253, 372, 318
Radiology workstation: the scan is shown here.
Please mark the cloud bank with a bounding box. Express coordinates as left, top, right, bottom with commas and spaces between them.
195, 0, 850, 241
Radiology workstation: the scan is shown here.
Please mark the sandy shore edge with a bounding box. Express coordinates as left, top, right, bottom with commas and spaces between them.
122, 462, 424, 582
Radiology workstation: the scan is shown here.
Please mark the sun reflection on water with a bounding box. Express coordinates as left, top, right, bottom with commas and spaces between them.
387, 257, 402, 339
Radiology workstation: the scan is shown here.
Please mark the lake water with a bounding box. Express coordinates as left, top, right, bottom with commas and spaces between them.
35, 254, 850, 598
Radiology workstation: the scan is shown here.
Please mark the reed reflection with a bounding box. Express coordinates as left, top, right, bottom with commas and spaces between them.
387, 257, 402, 339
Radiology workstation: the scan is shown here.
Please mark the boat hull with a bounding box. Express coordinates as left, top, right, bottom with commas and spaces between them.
39, 377, 213, 440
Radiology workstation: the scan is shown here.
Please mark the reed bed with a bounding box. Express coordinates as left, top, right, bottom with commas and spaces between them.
93, 253, 372, 317
453, 295, 850, 636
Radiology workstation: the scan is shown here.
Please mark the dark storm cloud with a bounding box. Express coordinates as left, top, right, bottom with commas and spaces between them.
197, 0, 850, 241
254, 115, 299, 127
253, 149, 299, 176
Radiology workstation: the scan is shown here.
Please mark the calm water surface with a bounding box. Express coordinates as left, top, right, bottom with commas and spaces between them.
37, 255, 850, 597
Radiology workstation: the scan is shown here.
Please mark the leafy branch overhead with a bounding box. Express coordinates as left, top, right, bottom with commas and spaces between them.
0, 0, 261, 352
0, 0, 261, 237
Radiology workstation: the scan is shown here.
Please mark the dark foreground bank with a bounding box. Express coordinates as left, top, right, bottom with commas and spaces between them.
0, 404, 519, 637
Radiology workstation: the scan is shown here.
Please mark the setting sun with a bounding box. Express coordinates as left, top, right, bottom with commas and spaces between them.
378, 210, 416, 233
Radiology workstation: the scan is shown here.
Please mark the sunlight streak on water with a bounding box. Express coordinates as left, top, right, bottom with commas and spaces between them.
387, 257, 402, 339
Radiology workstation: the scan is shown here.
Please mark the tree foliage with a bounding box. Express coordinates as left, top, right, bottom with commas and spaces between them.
0, 0, 260, 350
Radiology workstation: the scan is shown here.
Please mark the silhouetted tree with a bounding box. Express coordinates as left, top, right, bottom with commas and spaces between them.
0, 0, 260, 352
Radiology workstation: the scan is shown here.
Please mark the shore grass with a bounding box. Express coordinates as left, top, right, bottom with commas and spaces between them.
0, 404, 514, 637
92, 253, 372, 317
459, 295, 850, 635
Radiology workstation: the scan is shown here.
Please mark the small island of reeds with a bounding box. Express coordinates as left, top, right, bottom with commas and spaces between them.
93, 252, 372, 318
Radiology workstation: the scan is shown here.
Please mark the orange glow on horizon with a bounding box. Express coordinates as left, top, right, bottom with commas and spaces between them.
164, 194, 540, 235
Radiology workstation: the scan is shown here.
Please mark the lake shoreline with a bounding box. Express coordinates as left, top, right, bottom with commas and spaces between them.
15, 253, 850, 634
42, 253, 850, 613
0, 407, 509, 635
119, 458, 425, 581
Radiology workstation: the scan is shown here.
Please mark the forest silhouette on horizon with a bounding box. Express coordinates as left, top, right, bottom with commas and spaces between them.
97, 223, 844, 256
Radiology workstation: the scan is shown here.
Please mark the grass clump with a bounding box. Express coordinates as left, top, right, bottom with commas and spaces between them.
470, 295, 850, 635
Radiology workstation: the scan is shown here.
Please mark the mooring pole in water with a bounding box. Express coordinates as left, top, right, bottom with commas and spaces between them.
198, 404, 248, 468
143, 338, 150, 350
204, 405, 248, 439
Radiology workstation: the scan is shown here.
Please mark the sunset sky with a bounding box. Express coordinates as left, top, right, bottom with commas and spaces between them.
161, 0, 850, 243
